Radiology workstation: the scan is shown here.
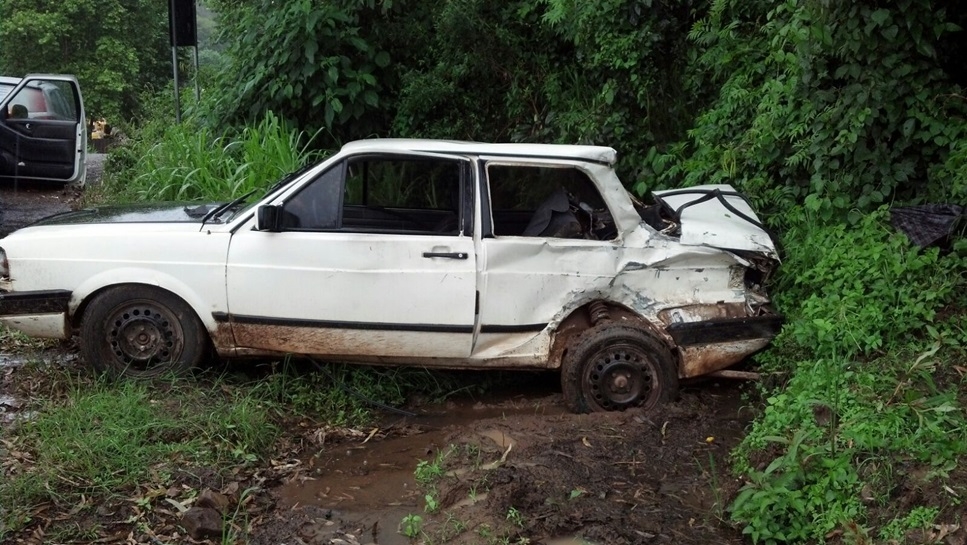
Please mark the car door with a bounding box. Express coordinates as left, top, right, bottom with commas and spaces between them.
472, 159, 624, 360
0, 75, 86, 185
224, 152, 478, 360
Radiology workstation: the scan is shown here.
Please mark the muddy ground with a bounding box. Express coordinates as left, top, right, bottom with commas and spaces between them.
0, 173, 751, 544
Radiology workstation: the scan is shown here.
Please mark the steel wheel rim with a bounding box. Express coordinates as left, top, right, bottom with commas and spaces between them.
105, 300, 184, 371
583, 342, 658, 411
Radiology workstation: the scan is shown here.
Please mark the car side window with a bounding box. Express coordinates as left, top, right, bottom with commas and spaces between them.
280, 162, 344, 230
486, 164, 616, 240
280, 156, 469, 235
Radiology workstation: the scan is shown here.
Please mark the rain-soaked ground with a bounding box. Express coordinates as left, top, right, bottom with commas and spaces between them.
0, 169, 754, 543
0, 343, 754, 544
244, 376, 752, 545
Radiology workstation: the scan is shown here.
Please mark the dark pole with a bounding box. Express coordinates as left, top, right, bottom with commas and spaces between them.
170, 0, 182, 123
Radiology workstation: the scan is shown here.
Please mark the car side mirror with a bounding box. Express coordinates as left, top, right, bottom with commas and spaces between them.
256, 204, 282, 232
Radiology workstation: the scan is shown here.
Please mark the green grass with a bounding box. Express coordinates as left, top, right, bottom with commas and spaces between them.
0, 369, 280, 539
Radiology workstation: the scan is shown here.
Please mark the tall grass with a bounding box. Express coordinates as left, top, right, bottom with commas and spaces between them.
105, 110, 324, 202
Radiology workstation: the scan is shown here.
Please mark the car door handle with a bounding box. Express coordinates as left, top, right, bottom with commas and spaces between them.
422, 251, 468, 259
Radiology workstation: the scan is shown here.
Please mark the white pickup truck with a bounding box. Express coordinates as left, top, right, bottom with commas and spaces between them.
0, 139, 782, 413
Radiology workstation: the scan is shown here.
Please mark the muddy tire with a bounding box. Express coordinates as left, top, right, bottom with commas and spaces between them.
80, 285, 208, 378
561, 323, 678, 413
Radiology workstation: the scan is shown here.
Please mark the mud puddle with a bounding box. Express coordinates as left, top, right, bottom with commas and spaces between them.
274, 395, 565, 544
259, 382, 751, 545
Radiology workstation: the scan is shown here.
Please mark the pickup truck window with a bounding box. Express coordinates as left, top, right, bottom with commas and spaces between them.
486, 164, 616, 240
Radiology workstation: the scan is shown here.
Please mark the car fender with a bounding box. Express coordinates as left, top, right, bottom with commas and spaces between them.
69, 266, 224, 333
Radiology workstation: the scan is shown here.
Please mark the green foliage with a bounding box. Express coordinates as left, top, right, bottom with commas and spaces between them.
105, 110, 321, 202
730, 203, 967, 541
0, 0, 172, 120
878, 506, 939, 542
769, 208, 965, 358
399, 513, 423, 538
414, 448, 451, 485
0, 374, 279, 537
261, 362, 486, 428
731, 347, 966, 543
393, 0, 706, 185
659, 0, 967, 220
205, 0, 401, 141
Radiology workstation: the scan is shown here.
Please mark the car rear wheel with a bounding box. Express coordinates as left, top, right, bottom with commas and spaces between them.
561, 323, 678, 413
80, 285, 208, 378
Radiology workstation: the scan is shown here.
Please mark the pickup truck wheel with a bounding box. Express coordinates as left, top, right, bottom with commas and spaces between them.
80, 286, 207, 378
561, 324, 678, 413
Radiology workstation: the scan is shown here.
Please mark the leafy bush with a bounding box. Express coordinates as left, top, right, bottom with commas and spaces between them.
769, 207, 965, 359
732, 348, 966, 543
659, 0, 967, 220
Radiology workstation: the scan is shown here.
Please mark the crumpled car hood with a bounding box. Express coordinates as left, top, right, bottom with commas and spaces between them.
652, 184, 778, 259
30, 202, 223, 226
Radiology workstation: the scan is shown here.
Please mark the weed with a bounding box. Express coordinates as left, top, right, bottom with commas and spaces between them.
703, 452, 724, 519
104, 110, 322, 204
0, 324, 59, 352
878, 506, 939, 542
477, 523, 494, 539
731, 344, 967, 542
439, 512, 467, 540
424, 493, 440, 513
223, 486, 260, 544
415, 447, 452, 485
506, 506, 524, 528
399, 514, 423, 538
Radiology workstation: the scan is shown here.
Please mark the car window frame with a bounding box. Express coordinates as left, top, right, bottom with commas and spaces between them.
479, 159, 616, 241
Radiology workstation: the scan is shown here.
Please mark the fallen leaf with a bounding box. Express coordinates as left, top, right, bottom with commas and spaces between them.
165, 498, 190, 513
582, 437, 592, 448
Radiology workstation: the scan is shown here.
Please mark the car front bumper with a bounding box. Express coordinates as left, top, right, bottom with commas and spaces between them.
0, 289, 71, 338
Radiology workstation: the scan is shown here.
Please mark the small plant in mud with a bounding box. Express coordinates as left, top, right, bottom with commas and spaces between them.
506, 506, 524, 528
439, 512, 468, 539
424, 492, 440, 513
399, 514, 423, 539
414, 446, 454, 485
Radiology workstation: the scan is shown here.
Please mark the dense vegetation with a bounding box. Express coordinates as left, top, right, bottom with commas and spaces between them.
0, 0, 175, 120
5, 0, 967, 542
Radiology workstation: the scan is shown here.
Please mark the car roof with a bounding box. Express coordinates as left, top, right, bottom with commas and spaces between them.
340, 138, 618, 165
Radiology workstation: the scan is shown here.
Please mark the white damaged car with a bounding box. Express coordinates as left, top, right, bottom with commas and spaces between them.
0, 139, 782, 413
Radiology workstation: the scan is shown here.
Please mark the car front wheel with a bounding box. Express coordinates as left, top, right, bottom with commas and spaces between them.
561, 323, 678, 413
80, 285, 208, 378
